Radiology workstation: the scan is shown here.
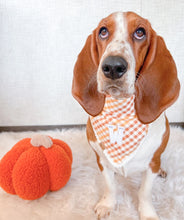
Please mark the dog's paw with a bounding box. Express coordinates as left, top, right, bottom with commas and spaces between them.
158, 168, 167, 178
139, 216, 160, 220
94, 196, 116, 219
95, 204, 112, 219
139, 203, 160, 220
139, 209, 160, 220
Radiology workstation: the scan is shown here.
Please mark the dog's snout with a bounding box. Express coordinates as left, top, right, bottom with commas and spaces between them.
102, 56, 128, 80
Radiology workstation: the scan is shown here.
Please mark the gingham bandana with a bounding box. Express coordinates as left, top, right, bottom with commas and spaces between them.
90, 95, 149, 167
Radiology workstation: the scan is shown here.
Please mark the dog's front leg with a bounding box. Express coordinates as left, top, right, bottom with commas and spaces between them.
95, 166, 117, 219
138, 168, 159, 220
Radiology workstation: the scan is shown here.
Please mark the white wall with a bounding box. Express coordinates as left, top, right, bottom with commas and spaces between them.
0, 0, 183, 126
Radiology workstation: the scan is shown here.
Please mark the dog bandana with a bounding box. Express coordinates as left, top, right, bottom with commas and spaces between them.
90, 95, 149, 167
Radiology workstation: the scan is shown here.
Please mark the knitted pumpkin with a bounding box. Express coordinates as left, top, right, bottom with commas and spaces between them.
0, 134, 72, 200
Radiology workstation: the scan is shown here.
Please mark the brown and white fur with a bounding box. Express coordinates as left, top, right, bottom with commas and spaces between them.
72, 11, 180, 220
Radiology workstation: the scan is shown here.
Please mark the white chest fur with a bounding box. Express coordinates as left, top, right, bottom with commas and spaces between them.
90, 113, 166, 177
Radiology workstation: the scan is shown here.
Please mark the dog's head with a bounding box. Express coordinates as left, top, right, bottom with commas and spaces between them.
72, 11, 180, 124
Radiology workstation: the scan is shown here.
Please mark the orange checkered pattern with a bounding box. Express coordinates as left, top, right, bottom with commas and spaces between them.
90, 95, 149, 167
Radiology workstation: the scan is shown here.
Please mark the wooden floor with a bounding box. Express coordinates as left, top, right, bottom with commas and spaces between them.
0, 124, 86, 132
0, 123, 183, 132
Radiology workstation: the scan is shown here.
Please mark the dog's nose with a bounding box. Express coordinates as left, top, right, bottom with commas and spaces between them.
102, 56, 128, 80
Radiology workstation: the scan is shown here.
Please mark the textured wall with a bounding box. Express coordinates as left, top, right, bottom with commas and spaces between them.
0, 0, 183, 126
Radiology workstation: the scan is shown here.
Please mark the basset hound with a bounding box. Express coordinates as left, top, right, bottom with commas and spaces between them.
72, 11, 180, 220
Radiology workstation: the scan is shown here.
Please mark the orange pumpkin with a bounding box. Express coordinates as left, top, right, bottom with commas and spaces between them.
0, 134, 72, 200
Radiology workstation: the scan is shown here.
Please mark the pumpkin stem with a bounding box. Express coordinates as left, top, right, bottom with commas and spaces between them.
31, 134, 53, 148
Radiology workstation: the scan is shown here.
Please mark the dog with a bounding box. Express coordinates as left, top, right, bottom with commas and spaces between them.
72, 11, 180, 220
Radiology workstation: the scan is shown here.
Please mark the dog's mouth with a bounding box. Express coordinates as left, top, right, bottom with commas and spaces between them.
97, 68, 135, 99
102, 85, 132, 99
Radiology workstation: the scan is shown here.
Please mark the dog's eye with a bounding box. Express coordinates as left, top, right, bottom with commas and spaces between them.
99, 27, 109, 40
133, 27, 146, 40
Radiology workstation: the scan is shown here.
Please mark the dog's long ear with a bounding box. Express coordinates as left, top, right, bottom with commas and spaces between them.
72, 30, 105, 116
135, 30, 180, 124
